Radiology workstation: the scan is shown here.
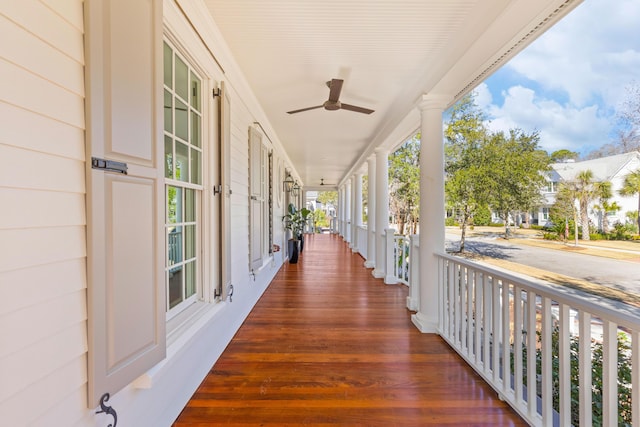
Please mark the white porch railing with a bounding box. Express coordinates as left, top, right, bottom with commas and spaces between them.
387, 233, 410, 285
356, 225, 368, 259
435, 253, 640, 427
340, 223, 639, 425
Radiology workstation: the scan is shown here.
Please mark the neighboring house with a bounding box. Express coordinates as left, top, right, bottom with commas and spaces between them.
533, 151, 640, 229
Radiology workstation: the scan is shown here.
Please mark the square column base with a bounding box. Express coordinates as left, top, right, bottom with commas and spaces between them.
411, 311, 438, 333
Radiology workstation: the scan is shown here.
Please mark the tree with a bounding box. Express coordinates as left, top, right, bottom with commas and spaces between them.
591, 180, 619, 234
619, 169, 640, 232
584, 82, 640, 159
312, 209, 329, 229
618, 82, 640, 143
317, 190, 337, 207
568, 169, 599, 240
550, 149, 579, 163
551, 183, 578, 244
389, 134, 420, 235
445, 94, 492, 252
487, 129, 550, 237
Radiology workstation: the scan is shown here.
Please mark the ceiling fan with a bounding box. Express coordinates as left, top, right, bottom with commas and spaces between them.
319, 178, 336, 186
287, 79, 375, 115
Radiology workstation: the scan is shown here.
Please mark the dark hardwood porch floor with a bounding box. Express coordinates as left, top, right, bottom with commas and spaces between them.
173, 233, 526, 426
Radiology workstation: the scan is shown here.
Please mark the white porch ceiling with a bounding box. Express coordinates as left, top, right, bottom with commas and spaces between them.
201, 0, 582, 190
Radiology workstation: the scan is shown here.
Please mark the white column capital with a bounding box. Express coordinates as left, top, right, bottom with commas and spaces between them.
417, 94, 452, 112
374, 146, 389, 155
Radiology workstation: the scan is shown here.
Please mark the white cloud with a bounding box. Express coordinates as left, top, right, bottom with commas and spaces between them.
476, 84, 610, 154
475, 0, 640, 155
507, 0, 640, 108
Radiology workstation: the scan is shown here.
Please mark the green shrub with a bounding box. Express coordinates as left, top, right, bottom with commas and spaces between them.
472, 205, 492, 226
543, 232, 561, 241
610, 223, 633, 241
445, 217, 457, 226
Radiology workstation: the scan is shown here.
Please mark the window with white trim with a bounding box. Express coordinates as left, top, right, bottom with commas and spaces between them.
163, 40, 203, 317
541, 207, 550, 220
545, 181, 558, 193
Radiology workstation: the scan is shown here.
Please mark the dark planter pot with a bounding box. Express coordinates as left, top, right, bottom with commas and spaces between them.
298, 234, 304, 253
288, 239, 299, 264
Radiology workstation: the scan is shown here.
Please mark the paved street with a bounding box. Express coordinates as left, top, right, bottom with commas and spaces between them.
445, 232, 640, 296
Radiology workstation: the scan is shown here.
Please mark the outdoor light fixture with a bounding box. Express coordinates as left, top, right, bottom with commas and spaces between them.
291, 182, 300, 197
283, 172, 294, 193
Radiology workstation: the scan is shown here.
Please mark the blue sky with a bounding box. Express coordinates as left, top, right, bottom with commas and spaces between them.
474, 0, 640, 155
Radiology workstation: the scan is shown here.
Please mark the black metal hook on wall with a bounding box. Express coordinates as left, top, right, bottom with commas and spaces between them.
96, 393, 118, 427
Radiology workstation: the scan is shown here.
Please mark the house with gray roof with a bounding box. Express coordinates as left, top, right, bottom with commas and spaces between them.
533, 151, 640, 230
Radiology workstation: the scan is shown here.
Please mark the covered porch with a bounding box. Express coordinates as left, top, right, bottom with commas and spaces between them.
174, 233, 526, 425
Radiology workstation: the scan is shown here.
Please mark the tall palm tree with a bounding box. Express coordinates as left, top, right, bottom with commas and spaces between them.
619, 169, 640, 232
574, 170, 597, 240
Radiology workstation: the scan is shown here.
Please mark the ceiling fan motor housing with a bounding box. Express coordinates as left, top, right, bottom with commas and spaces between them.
323, 100, 341, 111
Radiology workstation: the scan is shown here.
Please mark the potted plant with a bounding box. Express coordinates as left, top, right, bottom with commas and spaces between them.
282, 203, 311, 263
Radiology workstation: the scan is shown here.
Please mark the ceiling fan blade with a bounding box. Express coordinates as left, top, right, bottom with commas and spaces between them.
327, 79, 344, 102
340, 103, 375, 114
286, 105, 323, 114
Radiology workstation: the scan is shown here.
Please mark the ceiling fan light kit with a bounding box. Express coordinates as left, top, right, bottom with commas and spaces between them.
287, 79, 374, 115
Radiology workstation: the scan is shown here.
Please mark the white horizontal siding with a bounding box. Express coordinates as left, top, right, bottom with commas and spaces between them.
0, 226, 86, 272
0, 14, 84, 95
0, 321, 87, 403
0, 1, 88, 425
0, 0, 84, 63
0, 101, 85, 160
0, 145, 85, 192
229, 96, 251, 281
0, 291, 86, 359
0, 59, 84, 128
40, 0, 84, 31
1, 188, 85, 229
0, 258, 86, 315
0, 355, 87, 426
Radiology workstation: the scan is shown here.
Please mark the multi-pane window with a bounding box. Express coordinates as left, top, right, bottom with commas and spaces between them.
545, 181, 558, 193
541, 207, 550, 220
163, 40, 203, 316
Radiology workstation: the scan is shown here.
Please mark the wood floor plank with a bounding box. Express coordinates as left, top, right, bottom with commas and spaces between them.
173, 234, 526, 426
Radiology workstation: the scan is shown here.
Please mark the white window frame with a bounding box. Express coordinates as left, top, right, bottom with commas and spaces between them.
163, 38, 206, 320
541, 207, 550, 220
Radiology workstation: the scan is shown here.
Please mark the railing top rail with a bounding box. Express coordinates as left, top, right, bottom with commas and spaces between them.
436, 251, 640, 330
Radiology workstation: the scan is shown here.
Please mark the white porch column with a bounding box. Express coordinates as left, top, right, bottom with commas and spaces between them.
337, 186, 342, 237
345, 180, 352, 244
352, 172, 363, 253
412, 94, 450, 333
364, 156, 376, 268
372, 147, 389, 279
349, 176, 355, 248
